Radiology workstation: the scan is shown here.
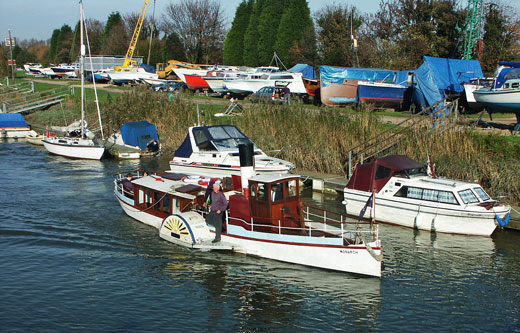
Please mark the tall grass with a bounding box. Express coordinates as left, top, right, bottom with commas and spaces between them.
27, 89, 520, 203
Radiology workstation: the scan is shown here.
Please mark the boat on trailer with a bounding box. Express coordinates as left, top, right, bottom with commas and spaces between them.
114, 144, 382, 277
343, 155, 511, 237
169, 124, 294, 177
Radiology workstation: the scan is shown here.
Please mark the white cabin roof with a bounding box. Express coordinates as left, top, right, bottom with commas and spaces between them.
132, 176, 200, 199
249, 173, 299, 183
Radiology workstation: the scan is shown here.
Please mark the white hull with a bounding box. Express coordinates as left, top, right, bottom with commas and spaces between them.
344, 190, 507, 236
220, 224, 381, 277
107, 69, 159, 83
168, 162, 290, 177
224, 75, 307, 94
172, 68, 209, 83
205, 78, 227, 93
473, 89, 520, 113
43, 137, 105, 160
116, 194, 163, 229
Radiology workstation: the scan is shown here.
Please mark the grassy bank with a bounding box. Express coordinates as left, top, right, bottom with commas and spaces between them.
25, 89, 520, 204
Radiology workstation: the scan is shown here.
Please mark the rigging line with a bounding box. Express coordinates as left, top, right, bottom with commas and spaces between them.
83, 7, 105, 140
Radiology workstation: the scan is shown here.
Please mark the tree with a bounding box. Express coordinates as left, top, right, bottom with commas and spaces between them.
162, 33, 187, 62
223, 0, 253, 65
243, 0, 265, 66
481, 3, 518, 74
162, 0, 226, 64
55, 24, 74, 63
315, 4, 362, 67
86, 19, 105, 55
256, 0, 287, 65
48, 29, 60, 63
273, 0, 315, 67
103, 12, 126, 54
0, 47, 8, 76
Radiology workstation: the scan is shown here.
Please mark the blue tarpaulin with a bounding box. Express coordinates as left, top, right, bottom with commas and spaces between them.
413, 56, 483, 108
498, 61, 520, 68
287, 64, 317, 79
320, 66, 410, 88
120, 121, 159, 151
0, 113, 28, 128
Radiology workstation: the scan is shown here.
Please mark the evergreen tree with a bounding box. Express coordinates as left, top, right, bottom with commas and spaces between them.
103, 12, 124, 52
55, 24, 73, 63
273, 0, 314, 66
48, 29, 60, 63
162, 33, 187, 62
256, 0, 287, 66
223, 0, 253, 65
243, 0, 265, 66
481, 4, 509, 74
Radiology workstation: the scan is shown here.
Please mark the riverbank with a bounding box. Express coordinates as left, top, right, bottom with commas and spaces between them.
24, 87, 520, 205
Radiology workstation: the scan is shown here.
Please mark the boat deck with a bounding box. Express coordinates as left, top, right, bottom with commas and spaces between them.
192, 240, 240, 251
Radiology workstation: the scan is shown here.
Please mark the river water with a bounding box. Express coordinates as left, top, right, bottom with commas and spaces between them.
1, 141, 519, 332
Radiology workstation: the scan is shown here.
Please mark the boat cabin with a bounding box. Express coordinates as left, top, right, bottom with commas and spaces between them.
228, 174, 305, 234
116, 171, 204, 220
347, 155, 427, 193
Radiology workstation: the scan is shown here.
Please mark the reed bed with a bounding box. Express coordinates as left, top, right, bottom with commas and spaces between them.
28, 89, 520, 203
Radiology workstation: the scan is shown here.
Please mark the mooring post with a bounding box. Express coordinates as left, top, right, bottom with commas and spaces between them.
2, 103, 6, 113
70, 86, 74, 96
348, 151, 352, 178
31, 81, 34, 93
6, 77, 9, 87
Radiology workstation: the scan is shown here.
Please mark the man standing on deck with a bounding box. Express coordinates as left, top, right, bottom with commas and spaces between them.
206, 181, 227, 243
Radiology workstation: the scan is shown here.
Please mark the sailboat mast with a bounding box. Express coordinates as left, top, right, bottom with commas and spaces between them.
80, 0, 85, 139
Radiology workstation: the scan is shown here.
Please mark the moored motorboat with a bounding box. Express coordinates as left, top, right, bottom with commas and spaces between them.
106, 120, 161, 159
0, 113, 37, 139
114, 144, 382, 277
169, 124, 294, 177
343, 155, 511, 237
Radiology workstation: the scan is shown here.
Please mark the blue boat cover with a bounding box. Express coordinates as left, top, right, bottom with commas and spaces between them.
498, 61, 520, 68
320, 66, 410, 88
413, 56, 483, 108
120, 121, 159, 151
0, 113, 28, 128
288, 64, 317, 79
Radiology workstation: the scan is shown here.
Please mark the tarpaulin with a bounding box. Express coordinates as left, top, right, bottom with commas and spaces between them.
120, 121, 159, 151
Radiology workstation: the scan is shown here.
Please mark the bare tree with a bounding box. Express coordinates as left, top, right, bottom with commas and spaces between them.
162, 0, 226, 64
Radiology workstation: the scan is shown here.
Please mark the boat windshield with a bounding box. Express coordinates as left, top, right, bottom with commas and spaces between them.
204, 126, 259, 151
473, 187, 491, 201
404, 167, 427, 177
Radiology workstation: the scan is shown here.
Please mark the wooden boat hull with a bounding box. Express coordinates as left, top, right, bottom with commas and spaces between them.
320, 80, 358, 107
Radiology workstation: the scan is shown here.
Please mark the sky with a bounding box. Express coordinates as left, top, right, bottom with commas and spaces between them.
0, 0, 382, 42
1, 0, 519, 43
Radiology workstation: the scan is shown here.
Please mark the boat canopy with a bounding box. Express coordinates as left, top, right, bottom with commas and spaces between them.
0, 113, 28, 128
288, 64, 317, 79
498, 61, 520, 68
320, 66, 410, 89
174, 125, 259, 157
347, 155, 426, 193
412, 56, 483, 108
120, 121, 159, 151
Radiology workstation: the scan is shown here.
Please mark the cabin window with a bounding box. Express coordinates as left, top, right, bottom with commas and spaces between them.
271, 183, 284, 202
288, 180, 297, 197
473, 187, 490, 201
162, 195, 171, 214
193, 129, 209, 145
154, 192, 162, 210
146, 189, 153, 206
504, 83, 510, 88
458, 189, 479, 204
422, 189, 438, 202
512, 82, 519, 88
375, 166, 392, 180
138, 188, 145, 204
250, 184, 256, 197
407, 187, 423, 199
257, 183, 267, 201
173, 198, 180, 211
438, 191, 458, 204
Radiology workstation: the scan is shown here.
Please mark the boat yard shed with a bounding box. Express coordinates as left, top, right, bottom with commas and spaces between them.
413, 56, 483, 108
120, 121, 159, 151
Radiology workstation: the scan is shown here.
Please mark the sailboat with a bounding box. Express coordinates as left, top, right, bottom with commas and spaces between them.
43, 0, 105, 160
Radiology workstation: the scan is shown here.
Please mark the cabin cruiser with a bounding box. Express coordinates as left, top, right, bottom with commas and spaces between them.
343, 155, 510, 237
114, 144, 382, 277
106, 65, 159, 85
0, 113, 37, 139
169, 125, 294, 177
224, 70, 306, 95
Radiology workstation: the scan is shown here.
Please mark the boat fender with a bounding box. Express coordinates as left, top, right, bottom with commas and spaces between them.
495, 212, 510, 227
431, 216, 437, 232
365, 242, 383, 262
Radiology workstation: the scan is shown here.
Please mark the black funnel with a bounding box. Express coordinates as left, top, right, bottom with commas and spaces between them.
238, 143, 254, 167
